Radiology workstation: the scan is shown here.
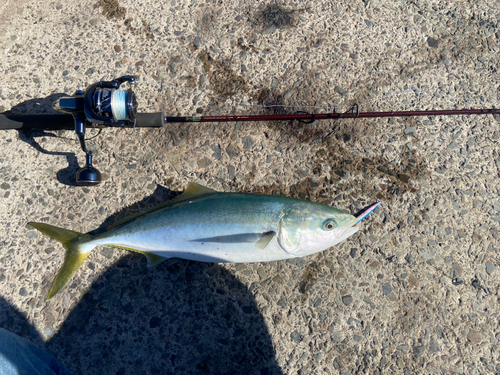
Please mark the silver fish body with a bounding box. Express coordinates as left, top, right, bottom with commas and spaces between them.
88, 192, 358, 263
29, 182, 379, 299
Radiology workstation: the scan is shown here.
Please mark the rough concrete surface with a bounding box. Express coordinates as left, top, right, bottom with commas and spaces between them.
1, 0, 500, 374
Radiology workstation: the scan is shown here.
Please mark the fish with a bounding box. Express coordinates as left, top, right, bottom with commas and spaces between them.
29, 182, 380, 300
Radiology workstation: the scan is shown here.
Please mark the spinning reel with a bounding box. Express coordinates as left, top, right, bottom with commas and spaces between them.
53, 76, 138, 186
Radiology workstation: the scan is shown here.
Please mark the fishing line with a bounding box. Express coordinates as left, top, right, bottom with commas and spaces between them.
141, 78, 500, 115
111, 90, 129, 121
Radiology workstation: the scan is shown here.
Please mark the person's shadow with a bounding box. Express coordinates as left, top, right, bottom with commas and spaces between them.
0, 187, 284, 375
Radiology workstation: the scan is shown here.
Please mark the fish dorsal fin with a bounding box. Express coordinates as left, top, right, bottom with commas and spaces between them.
180, 182, 218, 200
108, 182, 218, 230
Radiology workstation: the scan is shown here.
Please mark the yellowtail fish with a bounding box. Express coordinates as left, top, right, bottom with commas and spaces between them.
29, 183, 380, 300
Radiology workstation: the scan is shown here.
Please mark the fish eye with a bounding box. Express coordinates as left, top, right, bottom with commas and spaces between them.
323, 219, 337, 231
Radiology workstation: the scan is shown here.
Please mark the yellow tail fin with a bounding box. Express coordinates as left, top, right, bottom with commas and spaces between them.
29, 222, 94, 300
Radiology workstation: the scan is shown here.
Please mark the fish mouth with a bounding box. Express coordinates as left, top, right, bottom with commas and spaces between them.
354, 202, 381, 225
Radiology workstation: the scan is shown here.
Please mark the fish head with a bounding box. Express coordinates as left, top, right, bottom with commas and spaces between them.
277, 202, 359, 257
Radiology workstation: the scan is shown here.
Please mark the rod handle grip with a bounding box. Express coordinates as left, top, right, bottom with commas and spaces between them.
136, 112, 165, 127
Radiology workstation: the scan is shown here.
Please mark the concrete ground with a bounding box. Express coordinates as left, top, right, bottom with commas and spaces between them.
0, 0, 500, 374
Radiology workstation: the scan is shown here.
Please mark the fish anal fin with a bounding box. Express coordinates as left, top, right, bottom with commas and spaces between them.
255, 231, 276, 250
113, 246, 169, 267
143, 252, 168, 267
108, 182, 219, 231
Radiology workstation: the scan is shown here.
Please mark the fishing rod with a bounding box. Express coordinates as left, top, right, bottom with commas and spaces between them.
165, 107, 500, 123
1, 75, 499, 186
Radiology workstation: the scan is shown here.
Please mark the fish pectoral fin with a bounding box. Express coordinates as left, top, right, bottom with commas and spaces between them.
255, 231, 276, 250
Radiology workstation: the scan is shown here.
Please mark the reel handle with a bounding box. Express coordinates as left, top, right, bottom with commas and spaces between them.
76, 153, 102, 186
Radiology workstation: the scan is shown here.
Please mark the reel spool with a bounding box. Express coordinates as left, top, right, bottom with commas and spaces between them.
94, 88, 137, 122
89, 79, 138, 124
53, 76, 138, 186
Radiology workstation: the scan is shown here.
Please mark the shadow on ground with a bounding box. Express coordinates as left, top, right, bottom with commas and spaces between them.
1, 94, 88, 186
1, 258, 283, 375
0, 186, 284, 375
